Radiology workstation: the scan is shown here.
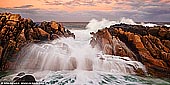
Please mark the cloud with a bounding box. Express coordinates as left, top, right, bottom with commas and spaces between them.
137, 5, 170, 21
111, 0, 170, 21
140, 6, 170, 14
14, 5, 33, 9
0, 6, 170, 22
44, 0, 112, 6
0, 7, 41, 21
0, 0, 170, 22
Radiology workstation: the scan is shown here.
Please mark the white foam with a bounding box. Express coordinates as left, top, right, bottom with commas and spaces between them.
3, 19, 170, 84
142, 23, 157, 27
15, 17, 146, 74
15, 31, 146, 75
85, 18, 116, 32
120, 17, 136, 25
85, 18, 170, 29
86, 17, 137, 32
164, 24, 170, 27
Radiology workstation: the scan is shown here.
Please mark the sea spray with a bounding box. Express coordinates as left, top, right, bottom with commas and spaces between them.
15, 36, 146, 74
86, 17, 137, 32
86, 17, 161, 29
164, 24, 170, 27
1, 19, 170, 84
142, 23, 157, 27
14, 19, 147, 74
120, 17, 136, 25
15, 37, 96, 71
85, 18, 116, 32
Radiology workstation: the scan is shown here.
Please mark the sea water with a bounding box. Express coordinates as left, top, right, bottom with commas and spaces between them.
1, 18, 170, 85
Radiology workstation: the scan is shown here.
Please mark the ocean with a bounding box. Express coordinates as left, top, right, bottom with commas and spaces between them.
1, 19, 170, 85
61, 22, 170, 30
62, 22, 88, 30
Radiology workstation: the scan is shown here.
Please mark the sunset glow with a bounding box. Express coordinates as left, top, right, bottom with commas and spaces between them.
0, 0, 170, 22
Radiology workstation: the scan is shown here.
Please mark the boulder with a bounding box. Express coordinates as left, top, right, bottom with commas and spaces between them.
0, 16, 7, 22
0, 27, 8, 35
127, 33, 134, 41
6, 20, 18, 26
133, 35, 142, 43
38, 28, 50, 40
50, 21, 59, 31
14, 75, 36, 84
0, 13, 11, 20
9, 14, 21, 21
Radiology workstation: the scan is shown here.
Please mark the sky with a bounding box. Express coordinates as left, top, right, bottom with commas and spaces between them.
0, 0, 170, 22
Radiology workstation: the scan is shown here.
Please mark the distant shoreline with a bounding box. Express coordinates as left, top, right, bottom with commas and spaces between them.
35, 22, 170, 25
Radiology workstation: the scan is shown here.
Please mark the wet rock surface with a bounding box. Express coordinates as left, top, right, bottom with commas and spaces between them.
0, 13, 75, 71
13, 74, 36, 84
90, 23, 170, 78
11, 72, 36, 84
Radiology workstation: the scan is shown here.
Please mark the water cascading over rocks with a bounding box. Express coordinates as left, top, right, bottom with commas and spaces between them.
0, 13, 75, 71
1, 16, 170, 84
11, 22, 147, 80
15, 37, 146, 75
0, 24, 148, 84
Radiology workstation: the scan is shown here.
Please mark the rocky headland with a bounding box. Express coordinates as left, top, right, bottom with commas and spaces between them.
90, 23, 170, 78
1, 12, 170, 80
0, 13, 75, 71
